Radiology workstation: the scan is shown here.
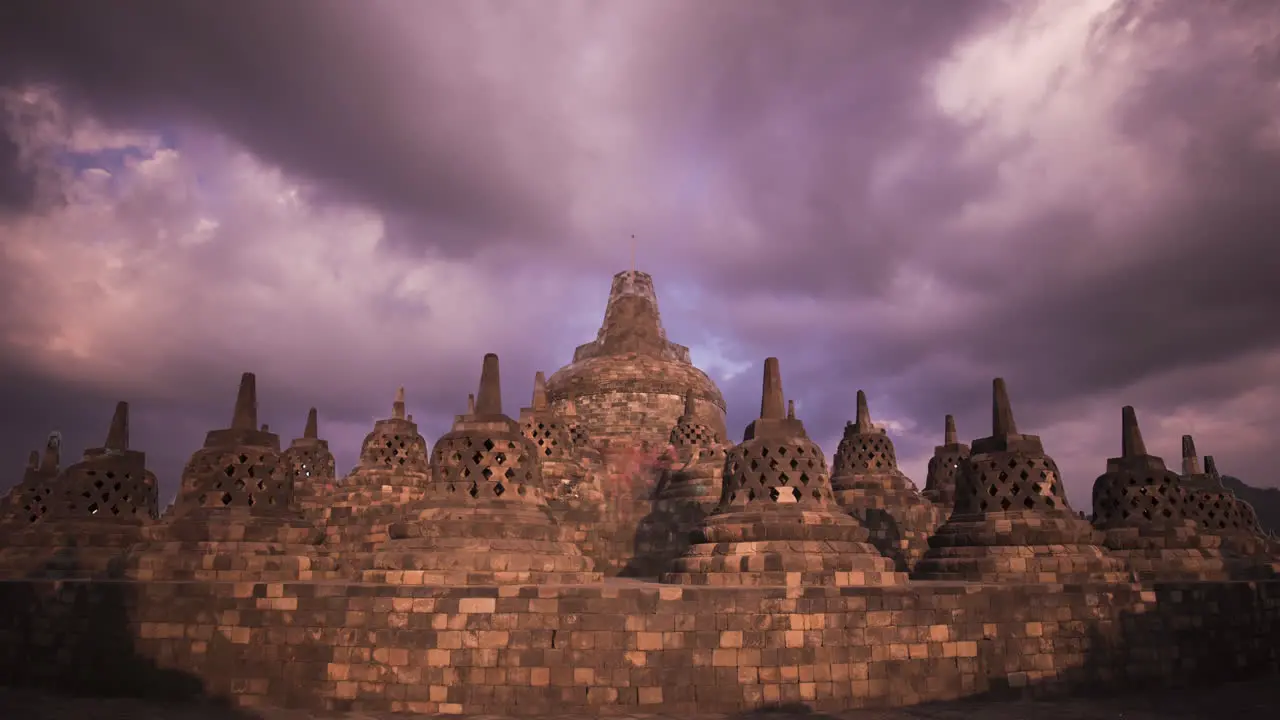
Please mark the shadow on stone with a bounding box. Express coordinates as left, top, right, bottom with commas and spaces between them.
0, 549, 257, 718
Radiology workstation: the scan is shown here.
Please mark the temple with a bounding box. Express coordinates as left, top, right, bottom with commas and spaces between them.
1, 268, 1279, 716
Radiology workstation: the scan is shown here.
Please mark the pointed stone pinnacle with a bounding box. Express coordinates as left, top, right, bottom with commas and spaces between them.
304, 408, 318, 439
393, 387, 406, 420
467, 393, 476, 414
787, 399, 796, 420
760, 357, 785, 420
855, 390, 872, 431
41, 432, 60, 473
992, 378, 1018, 436
231, 372, 259, 430
683, 389, 697, 419
532, 371, 548, 410
1181, 434, 1202, 475
26, 450, 38, 469
105, 401, 129, 451
944, 414, 957, 444
476, 353, 503, 415
1204, 455, 1219, 476
563, 394, 578, 416
1120, 406, 1147, 458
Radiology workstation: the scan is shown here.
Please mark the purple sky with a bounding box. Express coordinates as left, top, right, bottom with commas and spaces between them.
1, 0, 1278, 511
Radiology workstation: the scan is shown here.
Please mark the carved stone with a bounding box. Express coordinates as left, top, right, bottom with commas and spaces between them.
121, 373, 329, 582
1178, 438, 1278, 576
829, 391, 946, 572
0, 404, 159, 578
922, 414, 968, 516
281, 407, 337, 513
912, 379, 1129, 584
663, 358, 906, 587
1090, 407, 1230, 582
317, 389, 431, 558
365, 354, 600, 585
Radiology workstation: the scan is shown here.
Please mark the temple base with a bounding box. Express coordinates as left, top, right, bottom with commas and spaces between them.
1101, 525, 1232, 583
833, 482, 947, 573
121, 511, 336, 582
661, 507, 908, 587
360, 501, 600, 584
0, 521, 148, 579
912, 511, 1132, 584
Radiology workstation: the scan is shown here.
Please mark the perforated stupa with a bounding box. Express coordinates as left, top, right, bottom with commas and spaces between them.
662, 358, 906, 587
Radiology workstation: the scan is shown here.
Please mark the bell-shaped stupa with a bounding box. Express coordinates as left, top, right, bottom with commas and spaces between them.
122, 373, 330, 582
366, 353, 600, 585
1178, 438, 1277, 575
0, 432, 63, 529
922, 415, 968, 516
0, 403, 160, 579
662, 358, 906, 587
828, 391, 946, 571
282, 407, 338, 513
318, 388, 432, 556
544, 270, 727, 458
629, 389, 730, 576
1090, 407, 1230, 582
912, 379, 1129, 583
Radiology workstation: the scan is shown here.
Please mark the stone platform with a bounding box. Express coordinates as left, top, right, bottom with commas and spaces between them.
1, 575, 1277, 717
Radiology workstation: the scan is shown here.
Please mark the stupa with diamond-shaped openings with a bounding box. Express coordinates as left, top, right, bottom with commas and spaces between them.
662, 358, 906, 587
282, 407, 337, 513
0, 404, 159, 578
923, 415, 968, 516
0, 433, 62, 533
829, 391, 946, 571
1089, 407, 1230, 582
1178, 439, 1278, 576
121, 372, 331, 581
912, 378, 1129, 583
315, 387, 432, 558
364, 353, 599, 585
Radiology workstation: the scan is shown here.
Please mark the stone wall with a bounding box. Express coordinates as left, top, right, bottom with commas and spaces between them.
2, 576, 1276, 715
550, 390, 726, 451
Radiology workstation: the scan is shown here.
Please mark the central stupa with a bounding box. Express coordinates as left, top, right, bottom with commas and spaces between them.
545, 270, 728, 452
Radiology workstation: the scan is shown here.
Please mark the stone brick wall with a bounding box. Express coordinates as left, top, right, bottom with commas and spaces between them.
1, 577, 1276, 716
550, 390, 725, 451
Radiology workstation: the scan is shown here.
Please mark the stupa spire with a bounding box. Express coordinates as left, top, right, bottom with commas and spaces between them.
683, 389, 696, 418
854, 390, 873, 432
760, 357, 785, 420
1204, 455, 1219, 476
104, 401, 129, 451
1181, 434, 1201, 475
231, 372, 258, 430
40, 431, 60, 473
1120, 406, 1146, 457
467, 393, 476, 415
992, 378, 1018, 436
531, 371, 548, 410
304, 407, 318, 439
944, 414, 957, 444
787, 399, 796, 420
476, 353, 503, 415
392, 387, 406, 420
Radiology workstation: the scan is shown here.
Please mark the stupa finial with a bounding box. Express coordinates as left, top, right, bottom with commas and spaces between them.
1120, 406, 1146, 457
1204, 455, 1219, 476
304, 407, 318, 439
1181, 434, 1201, 475
476, 353, 503, 415
760, 357, 785, 420
105, 401, 129, 451
393, 387, 406, 420
467, 393, 476, 414
532, 371, 548, 410
855, 390, 873, 431
231, 372, 258, 430
683, 389, 696, 418
992, 378, 1018, 436
944, 414, 957, 444
787, 399, 796, 420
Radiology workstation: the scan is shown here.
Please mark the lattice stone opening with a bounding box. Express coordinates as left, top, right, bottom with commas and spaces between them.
1093, 472, 1183, 526
51, 463, 157, 521
432, 435, 543, 503
189, 449, 291, 510
721, 440, 834, 507
835, 432, 898, 474
957, 452, 1070, 515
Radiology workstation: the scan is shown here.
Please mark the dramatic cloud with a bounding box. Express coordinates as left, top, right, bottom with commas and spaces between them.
1, 0, 1278, 512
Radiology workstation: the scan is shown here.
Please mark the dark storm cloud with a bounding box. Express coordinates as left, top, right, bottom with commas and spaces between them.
0, 0, 1278, 508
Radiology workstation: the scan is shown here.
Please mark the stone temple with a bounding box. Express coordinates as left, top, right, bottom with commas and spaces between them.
1, 268, 1278, 716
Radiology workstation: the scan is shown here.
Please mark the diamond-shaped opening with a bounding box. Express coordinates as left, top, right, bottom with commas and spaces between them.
483, 439, 496, 451
224, 465, 236, 477
472, 451, 484, 464
482, 468, 493, 480
1000, 497, 1013, 511
791, 487, 801, 502
504, 468, 515, 480
87, 503, 99, 514
469, 483, 479, 497
1023, 496, 1036, 509
799, 473, 810, 485
987, 484, 999, 497
494, 452, 507, 464
238, 454, 249, 463
220, 493, 233, 506
494, 482, 506, 497
769, 487, 781, 501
